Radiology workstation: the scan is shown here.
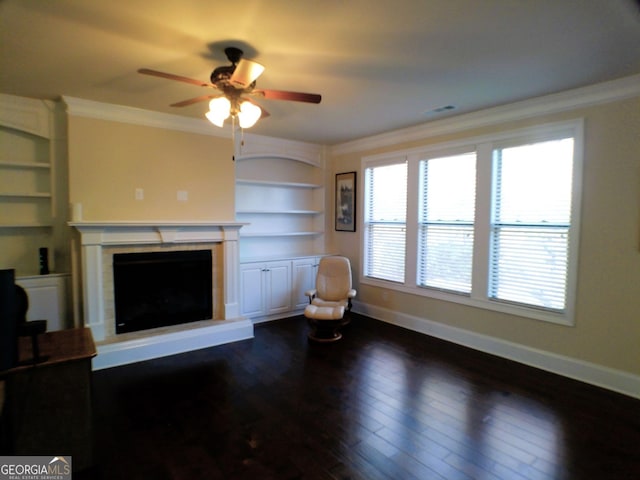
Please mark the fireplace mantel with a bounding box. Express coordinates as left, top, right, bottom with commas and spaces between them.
71, 221, 252, 368
70, 221, 247, 245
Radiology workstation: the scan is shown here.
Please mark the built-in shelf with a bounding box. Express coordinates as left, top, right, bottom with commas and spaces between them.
0, 192, 51, 198
240, 252, 332, 264
236, 209, 322, 215
0, 160, 51, 169
240, 231, 323, 238
1, 94, 66, 275
236, 178, 322, 189
0, 223, 53, 228
236, 152, 320, 166
234, 138, 326, 262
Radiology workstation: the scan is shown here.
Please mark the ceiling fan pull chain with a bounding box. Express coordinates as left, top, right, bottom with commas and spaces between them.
231, 115, 236, 161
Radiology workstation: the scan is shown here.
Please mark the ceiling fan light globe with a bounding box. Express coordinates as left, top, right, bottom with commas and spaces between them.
208, 97, 231, 117
238, 101, 262, 128
231, 59, 265, 88
205, 110, 226, 128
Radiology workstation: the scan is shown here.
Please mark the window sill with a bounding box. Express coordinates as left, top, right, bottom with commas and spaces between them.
361, 276, 575, 326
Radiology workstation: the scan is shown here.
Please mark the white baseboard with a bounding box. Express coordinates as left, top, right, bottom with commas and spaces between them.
92, 318, 254, 370
354, 301, 640, 400
250, 308, 306, 325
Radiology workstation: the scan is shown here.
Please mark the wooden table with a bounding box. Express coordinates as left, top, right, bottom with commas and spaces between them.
1, 328, 96, 471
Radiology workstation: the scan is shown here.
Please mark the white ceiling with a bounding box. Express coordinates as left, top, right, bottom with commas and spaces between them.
1, 0, 639, 145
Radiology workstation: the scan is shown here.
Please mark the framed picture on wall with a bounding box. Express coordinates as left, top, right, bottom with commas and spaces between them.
335, 171, 356, 232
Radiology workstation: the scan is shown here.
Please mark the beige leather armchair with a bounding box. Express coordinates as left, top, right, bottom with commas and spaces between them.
304, 256, 356, 342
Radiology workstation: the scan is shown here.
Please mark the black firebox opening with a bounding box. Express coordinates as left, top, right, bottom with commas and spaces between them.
113, 249, 213, 334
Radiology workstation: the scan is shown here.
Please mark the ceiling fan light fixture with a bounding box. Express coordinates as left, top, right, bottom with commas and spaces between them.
205, 110, 226, 127
231, 59, 265, 88
238, 101, 262, 129
139, 46, 320, 135
208, 96, 231, 116
206, 97, 231, 127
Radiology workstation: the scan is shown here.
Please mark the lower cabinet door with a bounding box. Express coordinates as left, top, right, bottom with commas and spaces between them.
240, 263, 265, 318
291, 257, 319, 309
265, 261, 291, 314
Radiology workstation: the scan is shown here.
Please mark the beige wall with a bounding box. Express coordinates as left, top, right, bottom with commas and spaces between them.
67, 116, 235, 222
328, 97, 640, 376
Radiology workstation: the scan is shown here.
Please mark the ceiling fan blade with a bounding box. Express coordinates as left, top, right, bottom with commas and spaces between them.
254, 89, 321, 104
230, 59, 265, 88
170, 95, 220, 107
138, 68, 215, 88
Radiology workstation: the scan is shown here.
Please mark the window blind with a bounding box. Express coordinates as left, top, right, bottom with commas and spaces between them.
364, 162, 407, 283
490, 138, 574, 311
418, 153, 476, 293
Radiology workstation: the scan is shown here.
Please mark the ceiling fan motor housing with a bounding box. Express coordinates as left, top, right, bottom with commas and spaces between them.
211, 47, 257, 92
210, 66, 257, 95
210, 65, 235, 85
224, 47, 244, 65
210, 47, 244, 85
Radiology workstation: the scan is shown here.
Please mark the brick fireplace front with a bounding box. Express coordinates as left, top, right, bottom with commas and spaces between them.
72, 221, 253, 369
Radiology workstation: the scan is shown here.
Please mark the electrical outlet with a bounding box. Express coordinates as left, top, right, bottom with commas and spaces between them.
177, 190, 188, 201
135, 188, 144, 200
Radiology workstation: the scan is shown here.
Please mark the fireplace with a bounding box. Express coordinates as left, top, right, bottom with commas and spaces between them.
113, 249, 213, 334
71, 222, 253, 369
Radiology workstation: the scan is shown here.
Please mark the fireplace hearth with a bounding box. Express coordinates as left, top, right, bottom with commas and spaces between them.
113, 249, 213, 334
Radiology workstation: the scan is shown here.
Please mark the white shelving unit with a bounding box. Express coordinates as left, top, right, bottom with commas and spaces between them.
0, 94, 68, 276
235, 136, 326, 262
0, 146, 53, 225
235, 135, 328, 321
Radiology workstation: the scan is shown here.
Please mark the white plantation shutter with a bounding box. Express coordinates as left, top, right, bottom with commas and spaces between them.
418, 153, 476, 293
364, 161, 407, 282
490, 138, 574, 311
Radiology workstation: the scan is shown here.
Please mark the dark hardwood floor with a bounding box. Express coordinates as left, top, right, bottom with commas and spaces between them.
78, 314, 640, 480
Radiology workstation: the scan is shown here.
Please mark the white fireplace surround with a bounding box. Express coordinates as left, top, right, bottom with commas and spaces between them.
72, 221, 254, 369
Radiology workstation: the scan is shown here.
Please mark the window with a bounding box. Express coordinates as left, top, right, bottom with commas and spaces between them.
361, 120, 583, 325
418, 152, 476, 293
363, 161, 407, 283
490, 138, 574, 311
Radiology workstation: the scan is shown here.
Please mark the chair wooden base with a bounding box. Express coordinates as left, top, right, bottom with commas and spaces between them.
307, 318, 343, 343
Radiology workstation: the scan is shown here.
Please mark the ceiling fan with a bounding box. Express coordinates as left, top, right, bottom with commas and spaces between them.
138, 47, 321, 129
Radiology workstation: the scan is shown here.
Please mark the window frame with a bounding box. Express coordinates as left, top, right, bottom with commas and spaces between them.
360, 119, 584, 326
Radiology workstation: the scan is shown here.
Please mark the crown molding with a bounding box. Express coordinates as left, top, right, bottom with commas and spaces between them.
62, 96, 230, 138
330, 74, 640, 156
